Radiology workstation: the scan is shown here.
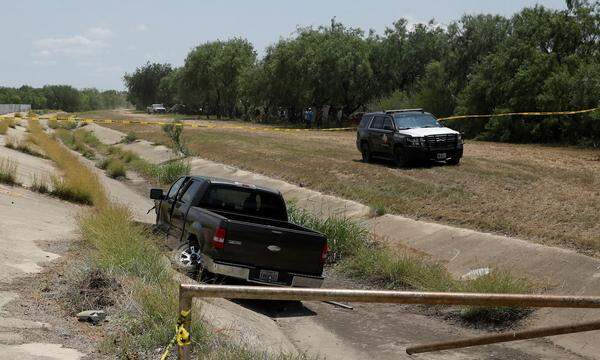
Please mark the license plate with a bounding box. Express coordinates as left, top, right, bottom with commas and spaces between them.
437, 153, 447, 160
259, 270, 279, 283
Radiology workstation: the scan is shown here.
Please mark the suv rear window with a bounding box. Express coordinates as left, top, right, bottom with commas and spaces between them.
199, 185, 287, 221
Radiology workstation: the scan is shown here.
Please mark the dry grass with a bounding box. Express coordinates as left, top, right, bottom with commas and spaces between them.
28, 120, 106, 206
90, 108, 600, 254
0, 119, 8, 135
31, 173, 50, 193
4, 135, 46, 158
0, 157, 18, 185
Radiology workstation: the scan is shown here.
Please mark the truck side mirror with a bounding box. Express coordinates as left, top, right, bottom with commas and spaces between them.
150, 188, 164, 200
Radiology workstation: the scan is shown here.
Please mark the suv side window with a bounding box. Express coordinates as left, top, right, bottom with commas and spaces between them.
358, 115, 373, 129
370, 116, 384, 129
167, 177, 186, 199
383, 117, 394, 130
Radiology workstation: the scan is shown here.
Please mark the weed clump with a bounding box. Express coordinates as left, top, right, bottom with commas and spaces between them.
31, 173, 50, 193
123, 131, 137, 143
0, 157, 18, 185
106, 159, 126, 178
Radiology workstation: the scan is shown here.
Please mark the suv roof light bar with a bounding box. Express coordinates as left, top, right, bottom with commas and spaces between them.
385, 108, 424, 114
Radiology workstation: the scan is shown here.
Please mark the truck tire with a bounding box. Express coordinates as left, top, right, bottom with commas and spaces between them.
361, 143, 371, 163
172, 236, 205, 276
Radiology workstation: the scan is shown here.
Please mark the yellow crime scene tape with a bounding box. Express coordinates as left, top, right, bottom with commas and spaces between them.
438, 107, 599, 121
160, 309, 191, 360
3, 107, 598, 133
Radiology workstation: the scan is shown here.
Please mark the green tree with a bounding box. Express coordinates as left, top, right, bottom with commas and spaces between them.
123, 62, 172, 110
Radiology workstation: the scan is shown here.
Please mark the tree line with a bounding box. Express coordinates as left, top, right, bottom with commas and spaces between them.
124, 1, 600, 145
0, 85, 129, 113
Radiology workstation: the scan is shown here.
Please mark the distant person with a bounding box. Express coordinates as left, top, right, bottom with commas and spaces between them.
305, 107, 314, 128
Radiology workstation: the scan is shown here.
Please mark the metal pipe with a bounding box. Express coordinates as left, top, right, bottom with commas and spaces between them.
406, 319, 600, 355
180, 284, 600, 308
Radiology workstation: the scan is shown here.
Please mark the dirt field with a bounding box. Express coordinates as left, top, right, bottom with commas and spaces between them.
89, 110, 600, 255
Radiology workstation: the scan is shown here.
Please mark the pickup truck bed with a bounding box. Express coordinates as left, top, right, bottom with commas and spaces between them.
151, 176, 327, 287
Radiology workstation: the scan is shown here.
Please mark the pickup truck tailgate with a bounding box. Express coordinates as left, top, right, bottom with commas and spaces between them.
218, 220, 326, 276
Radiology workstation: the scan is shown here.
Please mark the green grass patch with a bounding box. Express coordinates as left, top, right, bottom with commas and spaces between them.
288, 206, 533, 324
105, 145, 190, 184
55, 129, 96, 159
123, 131, 137, 143
0, 157, 18, 185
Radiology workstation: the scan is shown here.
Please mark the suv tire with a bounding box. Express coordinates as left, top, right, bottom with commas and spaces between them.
447, 157, 461, 166
394, 147, 409, 168
361, 143, 371, 163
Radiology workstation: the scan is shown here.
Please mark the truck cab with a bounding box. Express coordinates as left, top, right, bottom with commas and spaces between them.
356, 109, 463, 167
150, 176, 328, 287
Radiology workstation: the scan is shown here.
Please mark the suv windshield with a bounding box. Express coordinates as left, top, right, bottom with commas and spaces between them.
393, 113, 441, 129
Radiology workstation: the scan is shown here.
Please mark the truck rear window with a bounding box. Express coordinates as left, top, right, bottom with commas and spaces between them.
199, 185, 287, 221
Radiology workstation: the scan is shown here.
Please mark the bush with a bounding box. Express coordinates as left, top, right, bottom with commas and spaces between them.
123, 131, 137, 143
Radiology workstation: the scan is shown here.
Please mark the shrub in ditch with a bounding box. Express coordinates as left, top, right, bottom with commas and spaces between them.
458, 271, 533, 324
50, 176, 94, 205
106, 159, 126, 179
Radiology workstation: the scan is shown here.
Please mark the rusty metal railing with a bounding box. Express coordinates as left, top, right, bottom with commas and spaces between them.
176, 284, 600, 359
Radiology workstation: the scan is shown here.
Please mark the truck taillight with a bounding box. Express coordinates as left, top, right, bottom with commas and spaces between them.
212, 227, 226, 249
320, 243, 329, 264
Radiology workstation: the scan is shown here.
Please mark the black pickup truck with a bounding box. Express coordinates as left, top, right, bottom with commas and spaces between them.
150, 176, 328, 287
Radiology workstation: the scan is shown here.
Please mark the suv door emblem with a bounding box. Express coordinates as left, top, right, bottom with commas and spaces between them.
267, 245, 281, 252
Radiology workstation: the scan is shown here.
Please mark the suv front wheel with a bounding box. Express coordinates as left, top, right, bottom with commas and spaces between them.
361, 143, 371, 163
394, 147, 409, 168
447, 156, 461, 166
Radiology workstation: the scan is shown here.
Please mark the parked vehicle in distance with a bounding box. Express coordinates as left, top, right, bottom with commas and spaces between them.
356, 109, 463, 167
147, 103, 166, 114
150, 176, 328, 287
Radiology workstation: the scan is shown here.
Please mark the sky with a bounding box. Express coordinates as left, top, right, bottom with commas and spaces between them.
0, 0, 566, 91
